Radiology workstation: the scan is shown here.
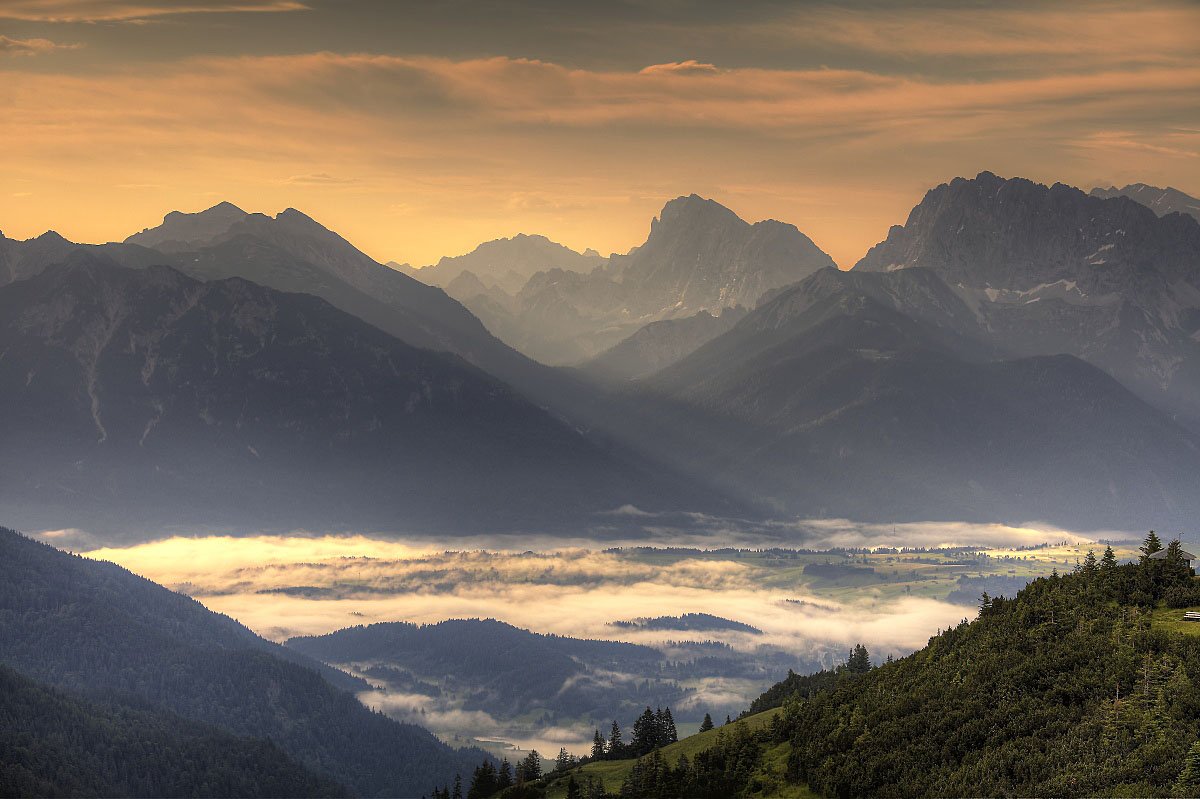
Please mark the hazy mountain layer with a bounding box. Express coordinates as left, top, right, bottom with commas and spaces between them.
593, 266, 1200, 528
427, 196, 834, 365
399, 233, 603, 295
0, 257, 705, 535
580, 306, 749, 382
1091, 183, 1200, 221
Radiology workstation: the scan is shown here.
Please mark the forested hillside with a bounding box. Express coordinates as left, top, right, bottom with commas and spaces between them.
0, 527, 489, 797
504, 536, 1200, 798
0, 664, 346, 798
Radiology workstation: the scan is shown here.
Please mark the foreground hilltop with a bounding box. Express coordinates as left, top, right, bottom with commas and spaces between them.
515, 538, 1200, 798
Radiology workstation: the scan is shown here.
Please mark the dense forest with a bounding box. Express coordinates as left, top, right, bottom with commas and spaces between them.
0, 664, 346, 798
0, 527, 490, 798
465, 535, 1200, 798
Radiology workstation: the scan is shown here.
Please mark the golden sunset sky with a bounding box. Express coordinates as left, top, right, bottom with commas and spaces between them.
1, 0, 1198, 267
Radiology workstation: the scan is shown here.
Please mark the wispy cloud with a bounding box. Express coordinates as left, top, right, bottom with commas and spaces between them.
283, 172, 359, 185
775, 4, 1200, 67
639, 60, 720, 77
0, 1, 308, 22
0, 34, 81, 56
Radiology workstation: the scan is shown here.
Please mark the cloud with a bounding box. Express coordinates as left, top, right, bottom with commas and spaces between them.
283, 172, 359, 185
0, 35, 81, 56
1, 18, 1196, 267
639, 60, 720, 77
775, 4, 1200, 67
0, 1, 307, 21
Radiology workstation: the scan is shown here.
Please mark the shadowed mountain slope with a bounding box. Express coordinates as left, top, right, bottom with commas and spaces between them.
0, 257, 711, 536
0, 526, 490, 798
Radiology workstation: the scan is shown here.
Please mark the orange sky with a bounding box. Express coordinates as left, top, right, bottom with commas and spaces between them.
1, 1, 1198, 267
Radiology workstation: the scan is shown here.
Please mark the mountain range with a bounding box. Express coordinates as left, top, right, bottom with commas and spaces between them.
417, 195, 834, 365
1091, 183, 1200, 221
3, 171, 1200, 535
0, 256, 705, 536
286, 618, 802, 736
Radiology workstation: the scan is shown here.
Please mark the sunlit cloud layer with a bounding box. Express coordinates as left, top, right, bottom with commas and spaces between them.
0, 0, 1195, 267
74, 520, 1105, 647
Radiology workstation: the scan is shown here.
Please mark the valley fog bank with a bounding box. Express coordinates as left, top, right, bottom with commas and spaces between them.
58, 523, 1137, 756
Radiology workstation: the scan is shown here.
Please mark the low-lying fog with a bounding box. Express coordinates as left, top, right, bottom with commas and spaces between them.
38, 518, 1128, 755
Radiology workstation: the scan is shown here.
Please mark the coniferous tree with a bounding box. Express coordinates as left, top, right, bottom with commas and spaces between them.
1174, 742, 1200, 796
847, 643, 871, 673
1081, 550, 1098, 578
1100, 546, 1118, 571
661, 707, 678, 744
565, 775, 582, 799
555, 747, 573, 772
632, 707, 657, 755
608, 720, 624, 758
516, 750, 541, 783
725, 714, 732, 725
451, 774, 462, 799
466, 761, 497, 799
1141, 530, 1164, 562
591, 729, 605, 760
496, 759, 513, 789
699, 713, 714, 732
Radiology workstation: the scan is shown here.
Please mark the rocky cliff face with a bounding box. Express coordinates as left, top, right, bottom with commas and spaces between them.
450, 195, 835, 365
854, 172, 1200, 424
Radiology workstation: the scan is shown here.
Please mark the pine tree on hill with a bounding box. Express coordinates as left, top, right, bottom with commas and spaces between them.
608, 720, 624, 758
1101, 546, 1118, 571
497, 759, 513, 789
591, 729, 605, 760
699, 713, 714, 732
1141, 530, 1164, 562
1080, 550, 1099, 577
847, 643, 871, 673
661, 706, 678, 744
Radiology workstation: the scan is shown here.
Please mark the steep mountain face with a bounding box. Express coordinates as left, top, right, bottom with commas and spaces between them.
404, 233, 603, 295
0, 664, 348, 799
122, 203, 620, 422
855, 172, 1200, 424
1091, 183, 1200, 221
612, 195, 835, 314
580, 306, 749, 382
0, 257, 705, 535
442, 196, 835, 365
0, 526, 488, 797
609, 266, 1200, 528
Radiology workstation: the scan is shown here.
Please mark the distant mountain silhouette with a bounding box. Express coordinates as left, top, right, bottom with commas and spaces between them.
404, 233, 603, 295
0, 257, 713, 535
580, 306, 749, 382
440, 196, 834, 365
1090, 183, 1200, 221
